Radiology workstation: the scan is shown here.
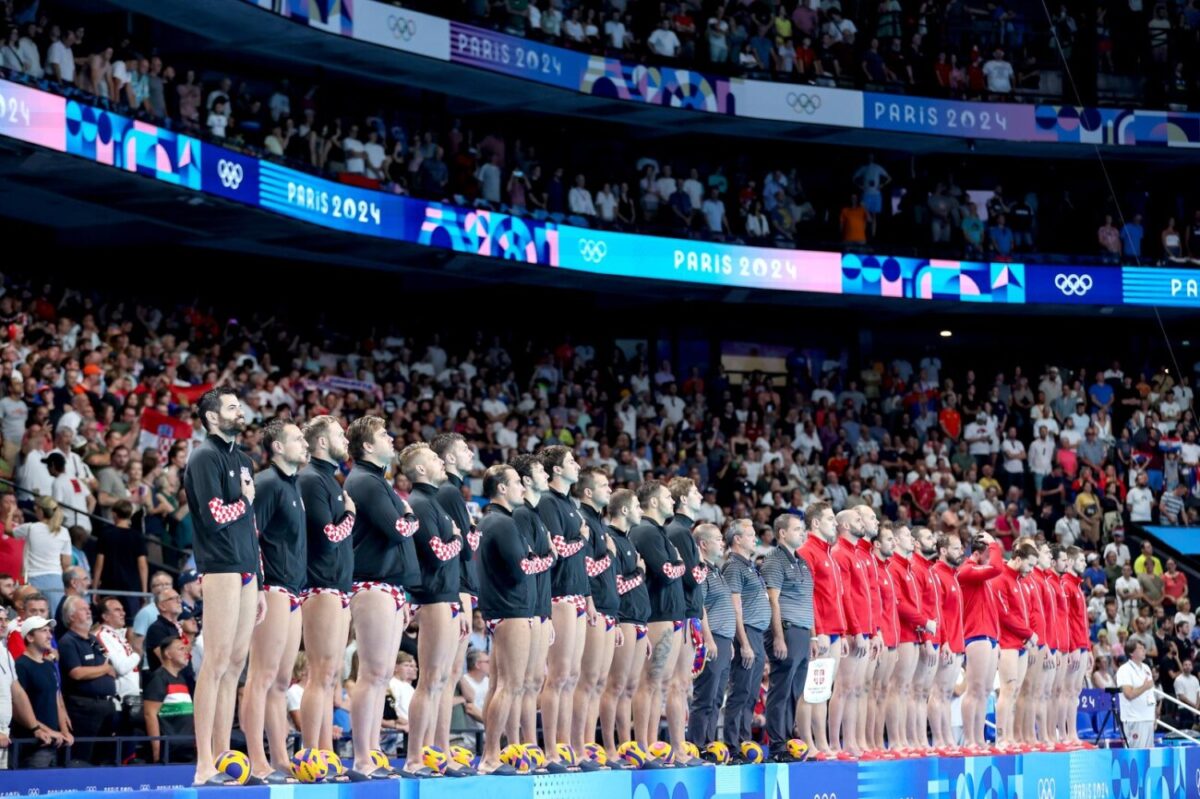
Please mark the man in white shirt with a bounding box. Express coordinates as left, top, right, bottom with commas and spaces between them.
342, 125, 365, 175
17, 428, 53, 499
595, 184, 617, 223
52, 428, 95, 491
567, 175, 596, 217
647, 19, 681, 57
1115, 564, 1143, 627
1160, 390, 1182, 433
94, 597, 141, 703
1054, 505, 1080, 548
206, 98, 230, 139
16, 26, 44, 79
363, 131, 388, 181
46, 28, 77, 84
1000, 428, 1026, 486
1174, 658, 1199, 714
1104, 532, 1132, 568
1038, 368, 1063, 404
1059, 419, 1082, 448
476, 154, 501, 204
964, 413, 992, 466
1116, 640, 1157, 748
696, 487, 725, 526
48, 452, 93, 533
982, 48, 1014, 94
1027, 426, 1055, 489
1127, 473, 1154, 523
605, 12, 628, 49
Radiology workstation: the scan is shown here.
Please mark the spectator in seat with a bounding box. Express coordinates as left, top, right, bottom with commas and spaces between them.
961, 202, 985, 255
14, 616, 72, 767
58, 596, 118, 764
342, 125, 365, 175
1135, 541, 1164, 576
1164, 559, 1188, 615
47, 452, 93, 536
1160, 484, 1188, 525
206, 97, 230, 139
982, 48, 1013, 96
144, 587, 186, 674
45, 27, 76, 85
1162, 217, 1184, 262
94, 596, 142, 731
668, 184, 695, 231
12, 496, 71, 614
477, 154, 502, 205
1098, 215, 1122, 258
93, 500, 147, 617
53, 566, 90, 633
142, 636, 196, 764
363, 130, 388, 181
568, 174, 596, 217
987, 214, 1014, 256
840, 193, 869, 245
593, 182, 617, 226
648, 19, 681, 58
746, 200, 770, 242
701, 188, 730, 239
1121, 213, 1144, 259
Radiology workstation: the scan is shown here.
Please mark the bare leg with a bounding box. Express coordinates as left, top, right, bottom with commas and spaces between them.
193, 574, 258, 784
665, 630, 694, 755
573, 619, 615, 750
436, 632, 472, 752
404, 604, 460, 774
349, 591, 401, 774
887, 643, 918, 751
585, 626, 616, 747
1041, 652, 1060, 743
265, 606, 303, 770
559, 612, 588, 751
540, 602, 579, 760
601, 624, 642, 758
870, 648, 897, 750
480, 618, 533, 771
518, 618, 550, 746
633, 623, 680, 746
369, 604, 406, 753
859, 648, 879, 749
300, 595, 350, 750
811, 636, 841, 754
242, 591, 293, 777
995, 649, 1024, 745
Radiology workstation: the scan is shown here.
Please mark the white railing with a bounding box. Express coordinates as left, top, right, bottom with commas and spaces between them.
1152, 690, 1200, 746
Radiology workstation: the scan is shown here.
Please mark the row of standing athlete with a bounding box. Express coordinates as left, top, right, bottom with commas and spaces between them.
181, 389, 1095, 784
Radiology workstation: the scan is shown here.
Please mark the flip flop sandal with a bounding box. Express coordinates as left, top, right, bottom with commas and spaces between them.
193, 773, 238, 787
481, 764, 520, 776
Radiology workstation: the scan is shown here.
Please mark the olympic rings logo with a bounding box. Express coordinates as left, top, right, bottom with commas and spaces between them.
216, 159, 244, 190
812, 794, 837, 799
1054, 273, 1093, 296
578, 239, 608, 263
786, 92, 822, 115
387, 14, 417, 41
1037, 778, 1056, 799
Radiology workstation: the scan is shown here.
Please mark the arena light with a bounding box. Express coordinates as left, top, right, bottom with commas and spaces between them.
939, 330, 952, 338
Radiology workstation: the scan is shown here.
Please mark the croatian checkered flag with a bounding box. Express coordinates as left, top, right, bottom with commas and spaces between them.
139, 408, 194, 461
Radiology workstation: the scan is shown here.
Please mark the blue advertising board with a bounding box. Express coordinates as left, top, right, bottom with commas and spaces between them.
13, 77, 1200, 309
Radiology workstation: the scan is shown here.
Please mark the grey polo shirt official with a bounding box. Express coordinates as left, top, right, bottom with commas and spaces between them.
702, 561, 736, 639
722, 552, 771, 632
761, 544, 814, 630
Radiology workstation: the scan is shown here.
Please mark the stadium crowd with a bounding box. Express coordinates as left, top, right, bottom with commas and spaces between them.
0, 6, 1197, 264
430, 0, 1199, 108
0, 267, 1193, 769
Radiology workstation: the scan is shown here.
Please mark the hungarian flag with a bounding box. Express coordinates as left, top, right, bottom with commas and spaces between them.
139, 409, 194, 461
